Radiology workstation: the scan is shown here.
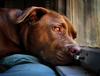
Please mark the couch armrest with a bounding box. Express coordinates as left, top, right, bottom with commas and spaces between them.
56, 66, 92, 76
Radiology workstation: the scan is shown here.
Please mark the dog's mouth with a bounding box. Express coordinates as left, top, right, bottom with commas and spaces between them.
39, 43, 81, 65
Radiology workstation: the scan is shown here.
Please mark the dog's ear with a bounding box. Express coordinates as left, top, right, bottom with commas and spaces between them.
63, 16, 77, 39
16, 7, 49, 24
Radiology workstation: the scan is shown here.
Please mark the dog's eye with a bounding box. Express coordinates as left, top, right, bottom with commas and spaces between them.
52, 24, 65, 33
52, 26, 61, 32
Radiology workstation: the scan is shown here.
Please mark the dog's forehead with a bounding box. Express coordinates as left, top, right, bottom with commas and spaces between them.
43, 12, 66, 25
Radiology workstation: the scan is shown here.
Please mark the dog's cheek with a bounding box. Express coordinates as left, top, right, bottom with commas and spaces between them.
40, 48, 73, 65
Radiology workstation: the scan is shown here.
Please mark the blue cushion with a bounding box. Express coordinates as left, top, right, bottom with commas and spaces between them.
0, 54, 56, 76
0, 54, 39, 67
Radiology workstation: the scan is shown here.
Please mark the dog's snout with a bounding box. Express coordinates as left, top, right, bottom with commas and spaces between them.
65, 44, 81, 55
71, 46, 81, 54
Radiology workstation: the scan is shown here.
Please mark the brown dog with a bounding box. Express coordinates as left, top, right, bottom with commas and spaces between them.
0, 7, 80, 65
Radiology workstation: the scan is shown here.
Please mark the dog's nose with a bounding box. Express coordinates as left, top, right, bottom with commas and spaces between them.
65, 45, 81, 56
71, 46, 81, 55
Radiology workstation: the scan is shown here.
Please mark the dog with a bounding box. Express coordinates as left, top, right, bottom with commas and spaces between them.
0, 6, 80, 65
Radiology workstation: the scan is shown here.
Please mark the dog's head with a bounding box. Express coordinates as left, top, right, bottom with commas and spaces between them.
16, 7, 80, 65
